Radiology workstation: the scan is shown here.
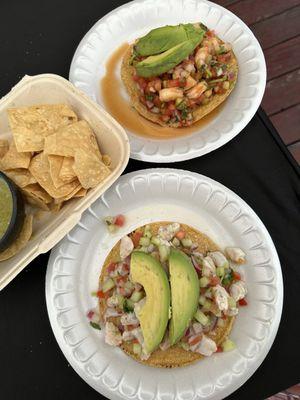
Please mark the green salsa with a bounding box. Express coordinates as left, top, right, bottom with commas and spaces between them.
0, 178, 13, 240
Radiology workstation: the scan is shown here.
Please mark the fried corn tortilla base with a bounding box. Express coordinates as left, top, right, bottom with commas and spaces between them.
99, 222, 235, 368
121, 43, 238, 128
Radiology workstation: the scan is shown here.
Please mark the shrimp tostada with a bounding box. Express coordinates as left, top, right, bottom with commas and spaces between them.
91, 222, 247, 368
121, 23, 238, 128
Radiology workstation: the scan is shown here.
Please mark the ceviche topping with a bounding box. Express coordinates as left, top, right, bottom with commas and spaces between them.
90, 222, 247, 362
131, 27, 235, 127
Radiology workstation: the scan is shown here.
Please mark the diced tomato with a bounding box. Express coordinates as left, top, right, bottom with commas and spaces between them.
217, 53, 231, 63
87, 310, 94, 319
163, 108, 173, 117
116, 275, 126, 286
126, 324, 138, 331
114, 214, 125, 227
188, 334, 203, 346
132, 74, 139, 82
239, 298, 248, 306
140, 95, 147, 106
153, 96, 162, 108
206, 30, 215, 38
175, 230, 186, 240
167, 79, 181, 88
137, 77, 147, 90
222, 314, 227, 320
132, 338, 139, 344
211, 69, 217, 78
161, 115, 171, 122
210, 276, 221, 286
167, 102, 176, 111
233, 271, 241, 281
216, 87, 226, 95
107, 262, 117, 273
216, 346, 223, 353
132, 230, 143, 247
97, 290, 107, 299
200, 287, 207, 295
122, 263, 130, 273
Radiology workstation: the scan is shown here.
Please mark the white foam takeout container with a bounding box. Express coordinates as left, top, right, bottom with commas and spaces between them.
0, 73, 130, 290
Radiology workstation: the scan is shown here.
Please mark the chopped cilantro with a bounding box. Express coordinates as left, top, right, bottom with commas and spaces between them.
90, 321, 101, 330
222, 269, 233, 286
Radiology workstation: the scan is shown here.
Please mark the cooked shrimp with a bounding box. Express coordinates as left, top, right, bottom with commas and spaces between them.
195, 46, 209, 67
202, 37, 220, 54
159, 88, 183, 102
226, 247, 246, 264
186, 81, 207, 99
185, 75, 197, 90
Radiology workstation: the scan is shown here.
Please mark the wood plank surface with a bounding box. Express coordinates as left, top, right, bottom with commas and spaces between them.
215, 0, 241, 7
213, 1, 300, 161
262, 69, 300, 115
228, 0, 300, 26
265, 36, 300, 80
271, 105, 300, 145
250, 6, 300, 49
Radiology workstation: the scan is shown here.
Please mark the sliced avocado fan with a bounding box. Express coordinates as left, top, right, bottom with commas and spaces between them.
134, 23, 205, 78
169, 248, 199, 345
135, 37, 203, 78
135, 23, 204, 56
130, 251, 171, 354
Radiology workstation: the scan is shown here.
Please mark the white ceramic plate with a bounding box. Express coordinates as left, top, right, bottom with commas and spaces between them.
46, 169, 282, 400
69, 0, 266, 163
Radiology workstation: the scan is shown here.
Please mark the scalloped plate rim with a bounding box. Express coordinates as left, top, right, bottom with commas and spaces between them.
46, 168, 283, 400
69, 0, 267, 163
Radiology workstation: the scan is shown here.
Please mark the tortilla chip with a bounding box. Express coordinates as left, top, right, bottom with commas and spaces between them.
4, 169, 36, 188
47, 154, 76, 189
54, 183, 82, 203
121, 43, 238, 127
22, 183, 52, 210
29, 152, 80, 199
0, 139, 9, 158
59, 156, 76, 182
7, 104, 78, 152
0, 214, 33, 261
44, 120, 101, 159
73, 148, 110, 189
0, 141, 31, 170
73, 187, 87, 198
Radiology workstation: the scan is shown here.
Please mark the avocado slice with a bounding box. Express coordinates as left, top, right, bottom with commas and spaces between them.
130, 251, 171, 354
169, 248, 199, 345
135, 23, 204, 56
135, 37, 203, 78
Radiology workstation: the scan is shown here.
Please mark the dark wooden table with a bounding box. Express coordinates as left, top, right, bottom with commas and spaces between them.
215, 0, 300, 163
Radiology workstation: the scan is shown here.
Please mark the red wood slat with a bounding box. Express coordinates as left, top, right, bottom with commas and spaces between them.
262, 69, 300, 115
228, 0, 300, 26
288, 143, 300, 163
270, 105, 300, 144
250, 6, 300, 49
265, 36, 300, 80
214, 0, 240, 7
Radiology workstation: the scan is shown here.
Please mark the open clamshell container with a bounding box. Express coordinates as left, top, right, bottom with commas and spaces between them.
0, 74, 130, 290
